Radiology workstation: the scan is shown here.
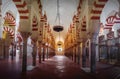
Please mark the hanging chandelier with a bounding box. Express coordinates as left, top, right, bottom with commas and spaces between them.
53, 25, 63, 32
53, 0, 64, 32
57, 43, 61, 46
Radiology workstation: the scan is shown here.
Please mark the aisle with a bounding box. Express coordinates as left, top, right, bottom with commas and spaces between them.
27, 55, 93, 79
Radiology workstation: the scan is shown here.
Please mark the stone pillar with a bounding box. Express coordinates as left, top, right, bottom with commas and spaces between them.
72, 46, 74, 61
107, 46, 110, 63
42, 43, 45, 61
117, 29, 120, 61
46, 45, 49, 59
11, 42, 14, 60
32, 38, 37, 66
74, 44, 77, 63
96, 36, 99, 61
20, 32, 30, 72
82, 43, 86, 67
89, 20, 101, 73
4, 39, 11, 59
77, 42, 81, 64
71, 46, 73, 61
0, 39, 4, 59
19, 44, 23, 58
10, 41, 16, 58
114, 13, 120, 62
49, 47, 51, 57
70, 47, 73, 60
90, 38, 96, 73
118, 45, 120, 61
38, 41, 42, 63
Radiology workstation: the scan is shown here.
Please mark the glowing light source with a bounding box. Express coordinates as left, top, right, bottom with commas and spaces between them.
58, 47, 62, 52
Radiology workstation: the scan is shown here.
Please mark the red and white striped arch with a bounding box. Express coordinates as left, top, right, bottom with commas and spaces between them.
37, 0, 42, 16
77, 0, 82, 17
91, 0, 108, 20
104, 12, 120, 29
4, 12, 16, 26
81, 16, 86, 31
13, 0, 29, 19
3, 12, 16, 39
32, 16, 38, 31
114, 13, 120, 24
3, 26, 14, 39
104, 15, 116, 29
47, 24, 51, 33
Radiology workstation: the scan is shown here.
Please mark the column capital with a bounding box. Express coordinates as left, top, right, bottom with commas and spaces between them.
20, 32, 31, 41
38, 40, 42, 44
31, 37, 38, 43
77, 42, 81, 45
74, 42, 77, 46
87, 32, 92, 39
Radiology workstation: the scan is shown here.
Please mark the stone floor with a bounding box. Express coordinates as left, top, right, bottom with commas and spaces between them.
27, 56, 93, 79
0, 55, 120, 79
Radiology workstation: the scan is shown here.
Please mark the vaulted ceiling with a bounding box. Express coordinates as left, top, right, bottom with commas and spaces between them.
41, 0, 79, 43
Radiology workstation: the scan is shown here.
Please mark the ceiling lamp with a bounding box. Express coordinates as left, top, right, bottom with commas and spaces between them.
53, 25, 63, 32
58, 43, 61, 46
53, 0, 63, 32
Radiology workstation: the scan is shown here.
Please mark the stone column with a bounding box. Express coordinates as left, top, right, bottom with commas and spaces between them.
38, 41, 42, 63
10, 41, 16, 58
70, 47, 73, 60
72, 46, 74, 61
82, 43, 86, 67
90, 38, 96, 73
89, 20, 100, 73
46, 45, 49, 59
77, 42, 81, 64
20, 32, 30, 72
118, 44, 120, 61
4, 39, 11, 59
117, 30, 120, 61
42, 43, 45, 61
72, 46, 74, 62
74, 44, 77, 63
19, 44, 23, 58
11, 42, 14, 60
0, 39, 4, 58
32, 38, 37, 66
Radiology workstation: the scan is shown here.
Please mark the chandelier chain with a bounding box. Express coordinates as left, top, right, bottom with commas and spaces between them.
55, 0, 61, 25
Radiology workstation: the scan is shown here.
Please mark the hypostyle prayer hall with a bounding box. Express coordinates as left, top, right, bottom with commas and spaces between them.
0, 0, 120, 79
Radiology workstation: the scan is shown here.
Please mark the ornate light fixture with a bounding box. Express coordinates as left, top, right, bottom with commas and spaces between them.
53, 0, 64, 32
57, 43, 61, 46
53, 25, 63, 32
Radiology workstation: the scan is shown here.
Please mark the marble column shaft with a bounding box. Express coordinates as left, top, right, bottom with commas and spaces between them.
32, 39, 37, 66
20, 32, 30, 72
42, 43, 45, 61
90, 40, 96, 73
46, 46, 49, 59
38, 41, 42, 63
74, 45, 77, 63
77, 43, 81, 64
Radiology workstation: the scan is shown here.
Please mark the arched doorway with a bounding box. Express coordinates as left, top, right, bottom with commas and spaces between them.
99, 0, 120, 64
56, 41, 64, 55
2, 12, 16, 59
